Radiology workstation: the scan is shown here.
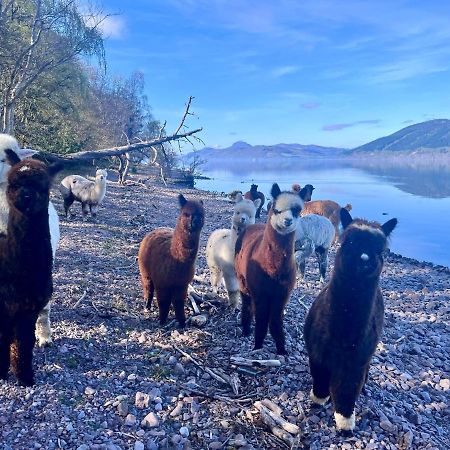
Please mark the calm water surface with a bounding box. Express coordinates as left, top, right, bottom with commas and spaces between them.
195, 160, 450, 267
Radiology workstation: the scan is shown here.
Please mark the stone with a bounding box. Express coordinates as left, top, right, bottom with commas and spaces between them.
125, 414, 137, 427
179, 427, 189, 438
117, 401, 129, 416
141, 412, 159, 428
135, 392, 150, 409
84, 386, 96, 396
134, 441, 145, 450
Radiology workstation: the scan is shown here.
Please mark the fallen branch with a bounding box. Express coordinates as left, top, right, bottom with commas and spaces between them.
254, 401, 300, 436
230, 356, 282, 369
73, 290, 87, 308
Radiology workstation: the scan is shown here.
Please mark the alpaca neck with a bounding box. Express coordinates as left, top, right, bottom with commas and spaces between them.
231, 221, 246, 245
171, 222, 201, 262
5, 208, 52, 272
257, 222, 295, 276
328, 264, 381, 339
94, 181, 106, 201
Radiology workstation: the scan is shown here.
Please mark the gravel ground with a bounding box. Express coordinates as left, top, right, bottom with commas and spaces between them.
1, 175, 449, 450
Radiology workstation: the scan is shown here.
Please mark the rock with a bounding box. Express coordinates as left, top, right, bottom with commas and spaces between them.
179, 426, 189, 438
439, 379, 449, 390
173, 363, 185, 375
170, 402, 183, 417
190, 314, 208, 327
65, 423, 74, 433
141, 412, 159, 428
117, 400, 129, 416
380, 419, 397, 433
76, 446, 89, 450
135, 392, 150, 409
134, 442, 145, 450
125, 414, 137, 427
84, 386, 96, 396
168, 356, 178, 365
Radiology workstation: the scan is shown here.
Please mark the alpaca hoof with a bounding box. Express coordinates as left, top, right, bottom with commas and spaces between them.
309, 389, 330, 405
37, 335, 52, 347
334, 411, 355, 431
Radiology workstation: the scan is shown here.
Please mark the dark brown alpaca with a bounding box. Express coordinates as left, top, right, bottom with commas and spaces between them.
235, 183, 306, 354
0, 151, 61, 386
292, 183, 315, 202
244, 184, 265, 218
138, 194, 204, 327
304, 208, 397, 431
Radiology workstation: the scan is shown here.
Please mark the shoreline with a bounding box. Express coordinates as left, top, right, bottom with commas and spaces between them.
0, 178, 448, 449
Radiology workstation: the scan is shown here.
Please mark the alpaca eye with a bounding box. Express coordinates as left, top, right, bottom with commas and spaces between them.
273, 209, 280, 215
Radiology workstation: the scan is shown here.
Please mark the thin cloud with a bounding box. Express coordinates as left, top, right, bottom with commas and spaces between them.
270, 65, 300, 78
301, 101, 321, 109
323, 119, 381, 131
98, 16, 126, 39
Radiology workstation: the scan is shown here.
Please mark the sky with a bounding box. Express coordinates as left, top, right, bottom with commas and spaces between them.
95, 0, 450, 150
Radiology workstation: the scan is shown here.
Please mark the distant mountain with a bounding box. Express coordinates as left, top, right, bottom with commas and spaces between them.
352, 119, 450, 153
182, 141, 347, 168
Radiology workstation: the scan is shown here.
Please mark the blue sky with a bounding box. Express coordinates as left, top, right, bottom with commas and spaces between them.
97, 0, 450, 149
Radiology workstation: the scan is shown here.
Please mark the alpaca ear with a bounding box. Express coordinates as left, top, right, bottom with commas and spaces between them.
271, 183, 281, 199
381, 218, 398, 237
48, 162, 64, 178
253, 198, 261, 209
299, 186, 309, 200
340, 207, 353, 229
178, 194, 187, 207
199, 199, 204, 205
234, 192, 243, 203
4, 149, 21, 166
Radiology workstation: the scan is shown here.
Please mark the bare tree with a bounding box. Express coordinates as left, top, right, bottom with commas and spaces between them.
0, 0, 105, 133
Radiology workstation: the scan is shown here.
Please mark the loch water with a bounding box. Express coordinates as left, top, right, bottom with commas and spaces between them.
194, 158, 450, 267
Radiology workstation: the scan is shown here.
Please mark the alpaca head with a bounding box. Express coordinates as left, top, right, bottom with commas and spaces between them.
5, 150, 62, 216
338, 208, 397, 277
178, 194, 205, 232
232, 193, 261, 229
300, 184, 315, 202
0, 134, 38, 184
250, 184, 258, 192
95, 169, 108, 183
269, 183, 303, 235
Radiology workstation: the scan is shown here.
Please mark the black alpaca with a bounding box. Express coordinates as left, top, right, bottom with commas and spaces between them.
0, 150, 61, 386
304, 208, 397, 431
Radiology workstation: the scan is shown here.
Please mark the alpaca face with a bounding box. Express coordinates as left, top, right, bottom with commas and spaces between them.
0, 134, 37, 184
270, 192, 303, 235
7, 162, 53, 215
95, 169, 108, 182
178, 195, 205, 232
232, 198, 260, 228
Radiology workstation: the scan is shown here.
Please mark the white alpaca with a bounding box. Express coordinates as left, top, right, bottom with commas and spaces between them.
206, 193, 261, 307
294, 214, 335, 283
0, 133, 59, 346
60, 169, 107, 220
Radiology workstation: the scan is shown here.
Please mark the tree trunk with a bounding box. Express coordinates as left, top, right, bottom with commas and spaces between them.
1, 100, 15, 134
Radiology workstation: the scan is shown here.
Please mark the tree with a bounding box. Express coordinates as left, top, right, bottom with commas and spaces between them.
0, 0, 105, 133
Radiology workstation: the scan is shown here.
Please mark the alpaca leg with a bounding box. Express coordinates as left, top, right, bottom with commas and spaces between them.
309, 359, 331, 404
330, 369, 365, 431
141, 275, 154, 311
90, 204, 98, 220
209, 265, 222, 295
81, 202, 89, 221
0, 324, 12, 380
172, 287, 187, 328
156, 288, 172, 325
315, 247, 328, 283
241, 292, 253, 336
63, 197, 74, 218
254, 300, 270, 351
11, 314, 37, 386
35, 302, 52, 347
223, 271, 240, 308
268, 301, 287, 355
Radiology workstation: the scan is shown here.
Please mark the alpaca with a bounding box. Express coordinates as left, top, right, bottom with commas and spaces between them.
294, 214, 335, 283
138, 194, 205, 327
206, 193, 261, 307
304, 208, 397, 431
228, 190, 243, 202
0, 150, 62, 386
235, 183, 307, 354
301, 200, 352, 242
0, 133, 59, 347
59, 169, 108, 220
244, 184, 265, 218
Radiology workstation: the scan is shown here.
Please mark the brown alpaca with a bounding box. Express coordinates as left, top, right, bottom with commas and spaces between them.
292, 183, 315, 202
138, 194, 204, 327
0, 150, 61, 386
304, 208, 397, 431
235, 183, 306, 354
301, 200, 352, 242
244, 184, 265, 218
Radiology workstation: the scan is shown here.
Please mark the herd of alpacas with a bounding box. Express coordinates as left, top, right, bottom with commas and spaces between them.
0, 133, 398, 433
